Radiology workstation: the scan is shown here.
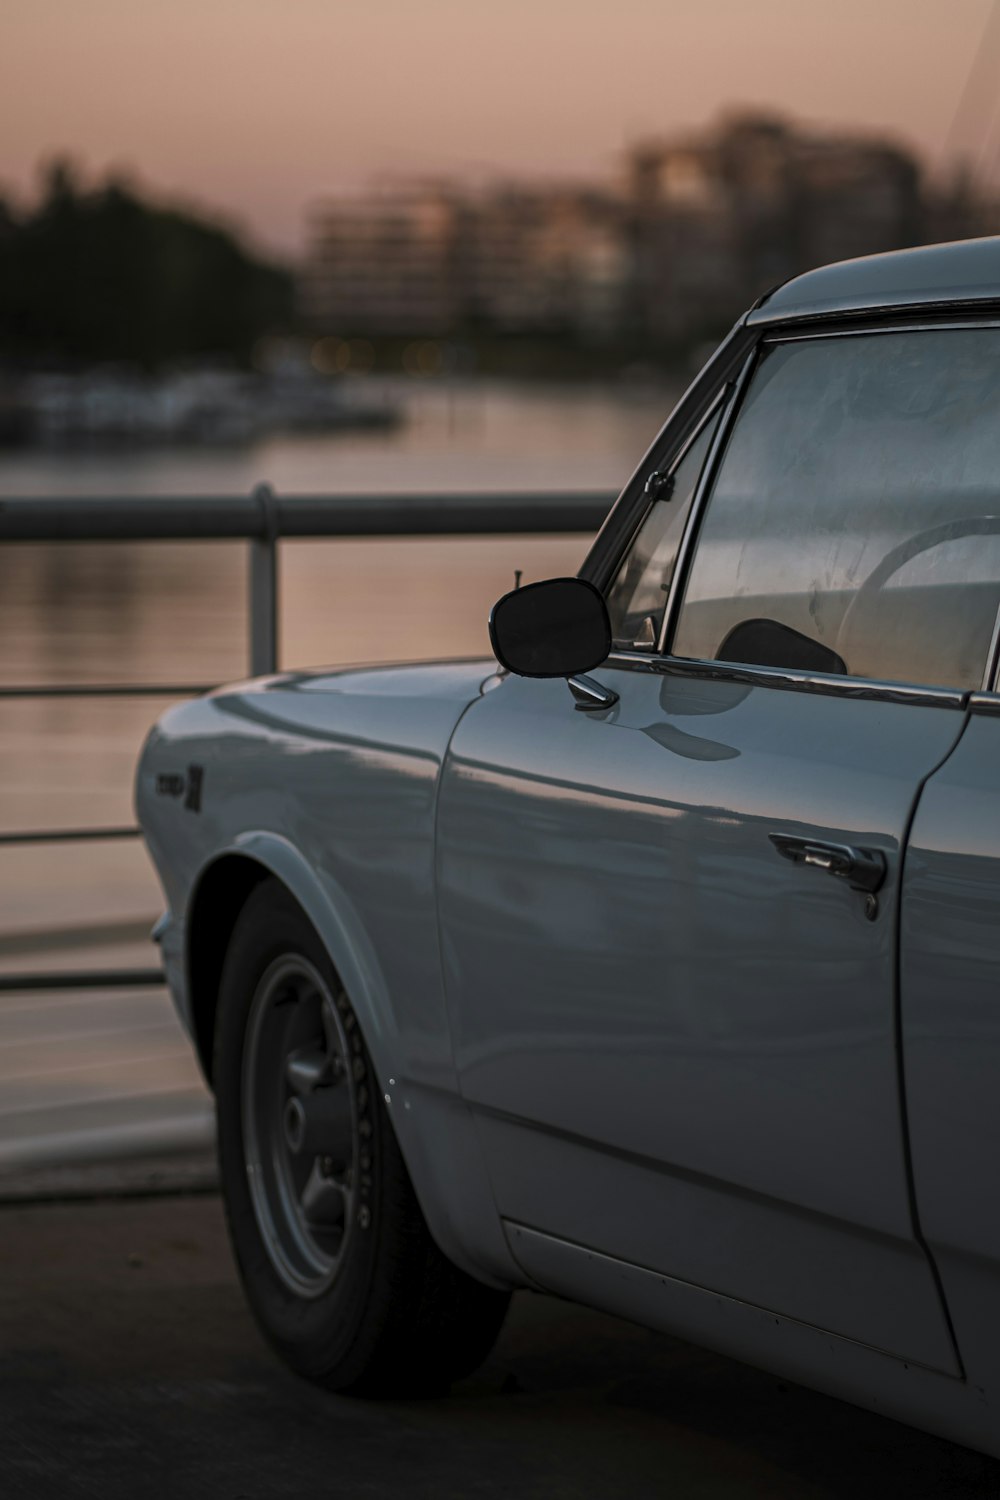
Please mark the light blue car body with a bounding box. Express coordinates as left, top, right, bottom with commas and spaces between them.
137, 238, 1000, 1457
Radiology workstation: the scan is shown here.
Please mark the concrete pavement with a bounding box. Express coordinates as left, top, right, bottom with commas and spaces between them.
1, 1181, 999, 1499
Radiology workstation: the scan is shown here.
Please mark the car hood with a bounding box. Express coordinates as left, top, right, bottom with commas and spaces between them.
154, 655, 504, 768
252, 657, 500, 702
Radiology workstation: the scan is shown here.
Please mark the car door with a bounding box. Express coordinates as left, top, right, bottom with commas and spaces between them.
436, 324, 1000, 1372
900, 695, 1000, 1402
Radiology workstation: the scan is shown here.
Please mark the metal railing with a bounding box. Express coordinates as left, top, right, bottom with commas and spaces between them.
0, 482, 615, 995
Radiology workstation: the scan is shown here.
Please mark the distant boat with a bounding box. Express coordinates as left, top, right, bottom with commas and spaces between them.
5, 367, 405, 449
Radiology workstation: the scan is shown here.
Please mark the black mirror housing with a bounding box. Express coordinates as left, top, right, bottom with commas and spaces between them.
489, 577, 612, 679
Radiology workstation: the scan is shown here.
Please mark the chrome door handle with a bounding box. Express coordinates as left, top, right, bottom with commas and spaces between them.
768, 834, 887, 894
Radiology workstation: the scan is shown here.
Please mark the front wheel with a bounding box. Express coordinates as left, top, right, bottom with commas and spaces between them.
213, 878, 510, 1394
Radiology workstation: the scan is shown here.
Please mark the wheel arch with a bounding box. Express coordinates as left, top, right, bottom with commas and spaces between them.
185, 850, 271, 1085
185, 833, 393, 1088
184, 833, 521, 1289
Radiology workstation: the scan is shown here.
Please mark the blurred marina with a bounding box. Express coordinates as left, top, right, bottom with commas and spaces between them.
0, 363, 402, 449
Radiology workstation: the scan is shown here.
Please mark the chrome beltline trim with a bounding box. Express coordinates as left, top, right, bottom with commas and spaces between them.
606, 650, 968, 710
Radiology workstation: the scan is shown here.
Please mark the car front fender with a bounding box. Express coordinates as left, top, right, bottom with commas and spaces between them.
183, 831, 521, 1291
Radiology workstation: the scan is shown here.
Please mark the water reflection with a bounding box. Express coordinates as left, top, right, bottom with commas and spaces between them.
0, 380, 672, 939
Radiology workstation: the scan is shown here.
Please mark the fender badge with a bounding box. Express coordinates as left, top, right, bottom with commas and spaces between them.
156, 764, 205, 813
184, 764, 204, 813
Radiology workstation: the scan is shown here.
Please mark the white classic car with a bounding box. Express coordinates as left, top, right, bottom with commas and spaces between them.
138, 238, 1000, 1458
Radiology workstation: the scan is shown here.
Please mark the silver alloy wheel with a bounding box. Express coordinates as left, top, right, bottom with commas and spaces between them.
242, 954, 358, 1298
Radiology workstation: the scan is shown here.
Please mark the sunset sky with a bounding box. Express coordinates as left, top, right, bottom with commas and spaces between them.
2, 0, 997, 258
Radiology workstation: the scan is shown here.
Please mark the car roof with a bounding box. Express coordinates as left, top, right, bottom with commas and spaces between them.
748, 236, 1000, 327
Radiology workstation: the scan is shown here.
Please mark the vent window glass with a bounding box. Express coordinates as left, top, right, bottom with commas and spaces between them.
606, 410, 720, 650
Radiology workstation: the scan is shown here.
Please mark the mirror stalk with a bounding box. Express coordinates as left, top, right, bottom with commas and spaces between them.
567, 675, 619, 712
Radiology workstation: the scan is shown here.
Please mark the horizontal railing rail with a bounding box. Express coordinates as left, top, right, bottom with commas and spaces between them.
0, 684, 220, 699
1, 483, 617, 995
0, 827, 143, 847
0, 967, 166, 993
0, 488, 614, 541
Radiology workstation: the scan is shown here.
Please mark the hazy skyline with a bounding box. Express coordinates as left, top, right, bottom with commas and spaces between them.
2, 0, 998, 257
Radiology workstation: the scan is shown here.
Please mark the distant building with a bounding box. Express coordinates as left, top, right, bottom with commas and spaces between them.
457, 185, 628, 339
923, 163, 1000, 246
303, 180, 628, 343
302, 182, 461, 336
624, 111, 923, 344
301, 112, 999, 355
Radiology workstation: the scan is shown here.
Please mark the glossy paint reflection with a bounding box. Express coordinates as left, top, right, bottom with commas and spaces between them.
437, 665, 965, 1367
902, 709, 1000, 1396
138, 659, 491, 1083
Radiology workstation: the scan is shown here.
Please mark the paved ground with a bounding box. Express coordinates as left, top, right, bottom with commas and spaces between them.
0, 924, 212, 1173
2, 1187, 1000, 1499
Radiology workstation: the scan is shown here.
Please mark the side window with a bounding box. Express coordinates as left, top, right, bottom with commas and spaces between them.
671, 329, 1000, 691
606, 409, 720, 649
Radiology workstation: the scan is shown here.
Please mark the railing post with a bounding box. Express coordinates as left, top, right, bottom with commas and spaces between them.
249, 483, 279, 676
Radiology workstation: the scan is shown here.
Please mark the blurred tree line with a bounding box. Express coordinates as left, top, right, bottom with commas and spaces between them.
0, 160, 293, 368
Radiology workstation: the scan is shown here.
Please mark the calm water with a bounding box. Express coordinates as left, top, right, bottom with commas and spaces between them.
0, 376, 676, 1165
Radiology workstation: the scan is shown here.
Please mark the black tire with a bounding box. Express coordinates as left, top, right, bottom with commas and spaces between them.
213, 877, 510, 1395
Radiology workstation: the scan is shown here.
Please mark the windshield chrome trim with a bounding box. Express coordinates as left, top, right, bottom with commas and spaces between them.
665, 382, 729, 470
655, 347, 759, 656
606, 650, 967, 709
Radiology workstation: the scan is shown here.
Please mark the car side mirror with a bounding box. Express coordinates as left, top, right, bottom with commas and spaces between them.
489, 577, 613, 684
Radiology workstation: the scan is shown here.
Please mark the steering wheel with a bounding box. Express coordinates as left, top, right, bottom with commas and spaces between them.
834, 514, 1000, 671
